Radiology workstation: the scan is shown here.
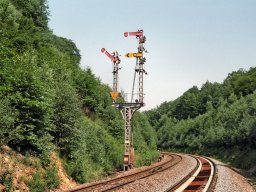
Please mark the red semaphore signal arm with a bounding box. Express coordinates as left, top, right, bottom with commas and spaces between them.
101, 48, 115, 61
124, 31, 143, 37
101, 48, 120, 64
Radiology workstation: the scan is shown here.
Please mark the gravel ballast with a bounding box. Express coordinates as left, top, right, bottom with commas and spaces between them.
66, 153, 255, 192
211, 158, 255, 192
116, 155, 255, 192
116, 154, 197, 192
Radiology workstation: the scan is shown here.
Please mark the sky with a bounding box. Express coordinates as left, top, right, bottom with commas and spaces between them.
48, 0, 256, 110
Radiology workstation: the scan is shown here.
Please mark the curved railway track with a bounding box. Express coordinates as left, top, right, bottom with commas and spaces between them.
166, 155, 216, 192
64, 153, 216, 192
64, 153, 182, 192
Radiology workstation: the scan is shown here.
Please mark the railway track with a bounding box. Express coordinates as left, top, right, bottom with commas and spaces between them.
166, 155, 216, 192
65, 153, 216, 192
64, 153, 182, 192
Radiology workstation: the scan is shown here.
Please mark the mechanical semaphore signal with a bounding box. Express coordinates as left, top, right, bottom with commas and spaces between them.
124, 29, 147, 104
101, 29, 147, 171
101, 48, 121, 102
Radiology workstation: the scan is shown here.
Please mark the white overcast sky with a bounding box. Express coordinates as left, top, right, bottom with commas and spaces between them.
48, 0, 256, 110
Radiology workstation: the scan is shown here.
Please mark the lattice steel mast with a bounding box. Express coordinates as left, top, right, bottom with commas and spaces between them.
101, 30, 147, 171
101, 48, 121, 102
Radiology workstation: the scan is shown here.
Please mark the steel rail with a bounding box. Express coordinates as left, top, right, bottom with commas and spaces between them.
165, 155, 216, 192
102, 154, 182, 192
64, 153, 182, 192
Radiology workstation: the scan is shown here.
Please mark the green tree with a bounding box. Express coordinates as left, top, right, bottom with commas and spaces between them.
0, 0, 21, 31
3, 53, 55, 155
52, 80, 82, 157
10, 0, 49, 29
0, 98, 16, 144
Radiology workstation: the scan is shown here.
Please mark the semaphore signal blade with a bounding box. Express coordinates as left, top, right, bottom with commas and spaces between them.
125, 52, 143, 58
124, 31, 143, 37
101, 48, 115, 61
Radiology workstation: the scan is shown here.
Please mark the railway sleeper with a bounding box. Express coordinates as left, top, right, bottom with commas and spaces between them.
197, 170, 211, 176
183, 183, 206, 190
193, 176, 209, 181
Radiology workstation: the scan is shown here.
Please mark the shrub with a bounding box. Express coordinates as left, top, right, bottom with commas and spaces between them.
0, 172, 13, 192
45, 166, 60, 189
27, 172, 46, 192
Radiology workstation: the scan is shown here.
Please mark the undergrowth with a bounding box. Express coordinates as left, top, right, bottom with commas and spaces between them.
27, 166, 60, 192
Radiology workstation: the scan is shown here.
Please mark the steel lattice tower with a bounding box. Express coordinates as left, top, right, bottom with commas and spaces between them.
102, 30, 147, 171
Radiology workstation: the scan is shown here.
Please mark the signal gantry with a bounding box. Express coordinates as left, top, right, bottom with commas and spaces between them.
101, 29, 147, 171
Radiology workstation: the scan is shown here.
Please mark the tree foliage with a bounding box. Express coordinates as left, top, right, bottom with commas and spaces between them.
0, 0, 158, 186
145, 67, 256, 170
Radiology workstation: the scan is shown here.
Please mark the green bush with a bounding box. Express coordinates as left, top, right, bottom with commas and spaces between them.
27, 172, 46, 192
0, 98, 16, 144
64, 156, 93, 183
135, 150, 160, 167
22, 154, 41, 169
0, 172, 13, 192
45, 166, 60, 189
27, 167, 60, 191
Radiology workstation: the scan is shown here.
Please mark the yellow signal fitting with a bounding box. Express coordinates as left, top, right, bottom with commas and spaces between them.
125, 52, 143, 58
110, 91, 120, 101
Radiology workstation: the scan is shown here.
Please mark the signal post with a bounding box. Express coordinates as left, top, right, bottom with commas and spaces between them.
101, 30, 147, 171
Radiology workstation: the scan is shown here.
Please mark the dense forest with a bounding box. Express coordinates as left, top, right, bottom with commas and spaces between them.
0, 0, 158, 190
145, 67, 256, 172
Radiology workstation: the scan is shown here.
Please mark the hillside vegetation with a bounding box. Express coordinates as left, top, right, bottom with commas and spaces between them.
0, 0, 158, 190
146, 67, 256, 173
